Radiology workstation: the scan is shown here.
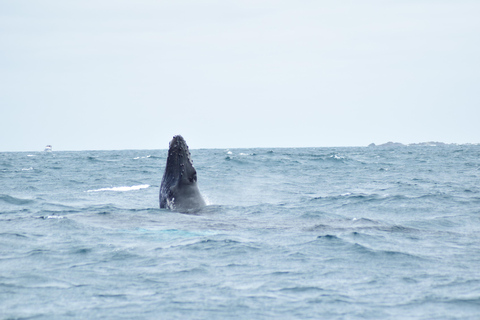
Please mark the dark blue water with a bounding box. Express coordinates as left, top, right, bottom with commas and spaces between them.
1, 146, 480, 319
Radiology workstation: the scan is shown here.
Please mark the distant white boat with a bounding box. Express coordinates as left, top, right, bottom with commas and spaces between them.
44, 145, 52, 152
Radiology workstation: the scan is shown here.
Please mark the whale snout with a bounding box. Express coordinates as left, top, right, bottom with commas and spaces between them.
169, 135, 187, 149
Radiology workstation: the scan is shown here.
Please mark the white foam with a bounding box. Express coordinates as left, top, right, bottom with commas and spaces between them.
86, 184, 150, 192
39, 215, 64, 219
203, 194, 212, 206
22, 167, 34, 171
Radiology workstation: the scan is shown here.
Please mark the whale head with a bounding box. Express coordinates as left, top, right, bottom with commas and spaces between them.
160, 135, 205, 211
165, 135, 197, 186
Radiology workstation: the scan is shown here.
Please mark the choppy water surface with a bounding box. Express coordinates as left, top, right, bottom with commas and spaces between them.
1, 146, 480, 319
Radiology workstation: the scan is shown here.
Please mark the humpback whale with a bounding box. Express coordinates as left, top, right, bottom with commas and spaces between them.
159, 135, 206, 212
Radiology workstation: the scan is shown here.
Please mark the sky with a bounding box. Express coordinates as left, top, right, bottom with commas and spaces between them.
1, 0, 479, 151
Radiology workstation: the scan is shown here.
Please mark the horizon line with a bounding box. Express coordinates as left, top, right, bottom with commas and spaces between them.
1, 141, 479, 153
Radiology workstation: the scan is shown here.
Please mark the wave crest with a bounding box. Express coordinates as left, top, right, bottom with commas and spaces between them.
86, 184, 150, 192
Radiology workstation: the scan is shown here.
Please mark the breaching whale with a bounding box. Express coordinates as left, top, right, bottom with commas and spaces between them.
159, 135, 206, 212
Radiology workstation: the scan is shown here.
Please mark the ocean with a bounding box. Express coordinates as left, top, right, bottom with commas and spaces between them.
1, 145, 479, 319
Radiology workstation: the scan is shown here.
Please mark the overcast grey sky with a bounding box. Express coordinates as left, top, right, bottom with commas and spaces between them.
1, 0, 479, 151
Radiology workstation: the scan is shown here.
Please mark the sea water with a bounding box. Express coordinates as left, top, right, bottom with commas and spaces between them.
1, 146, 480, 319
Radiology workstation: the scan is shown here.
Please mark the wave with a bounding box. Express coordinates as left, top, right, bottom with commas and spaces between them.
86, 184, 150, 192
224, 155, 249, 163
0, 194, 35, 205
85, 156, 122, 163
313, 233, 425, 261
280, 286, 327, 293
310, 192, 458, 207
308, 218, 420, 235
39, 215, 65, 220
0, 232, 29, 239
181, 238, 261, 254
327, 153, 347, 161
